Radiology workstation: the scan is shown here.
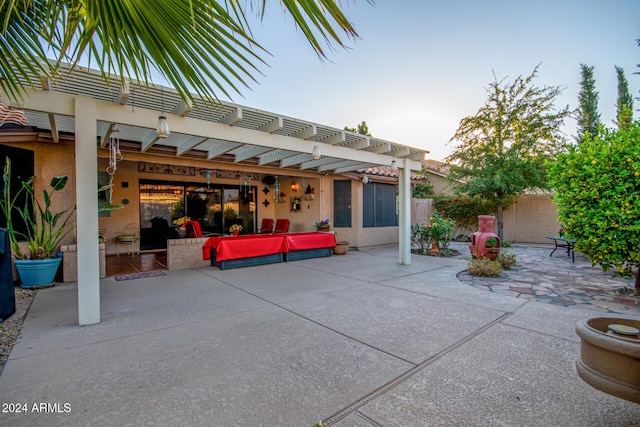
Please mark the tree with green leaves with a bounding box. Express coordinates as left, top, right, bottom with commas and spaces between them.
1, 0, 360, 103
549, 123, 640, 290
577, 64, 601, 143
411, 181, 435, 198
446, 65, 570, 239
615, 65, 634, 130
344, 120, 372, 136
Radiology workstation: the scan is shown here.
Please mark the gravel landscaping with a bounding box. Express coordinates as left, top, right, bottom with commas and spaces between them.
0, 288, 35, 374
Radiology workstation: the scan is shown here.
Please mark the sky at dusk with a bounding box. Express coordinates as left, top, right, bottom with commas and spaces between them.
213, 0, 640, 161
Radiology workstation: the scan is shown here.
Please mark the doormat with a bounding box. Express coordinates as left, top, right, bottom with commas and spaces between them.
114, 271, 166, 281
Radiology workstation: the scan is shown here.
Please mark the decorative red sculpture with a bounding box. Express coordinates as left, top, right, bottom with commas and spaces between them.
469, 215, 501, 260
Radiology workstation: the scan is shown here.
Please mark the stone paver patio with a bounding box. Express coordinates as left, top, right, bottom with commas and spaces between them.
453, 242, 639, 313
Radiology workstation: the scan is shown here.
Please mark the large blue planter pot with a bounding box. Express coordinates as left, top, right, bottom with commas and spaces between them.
14, 257, 62, 289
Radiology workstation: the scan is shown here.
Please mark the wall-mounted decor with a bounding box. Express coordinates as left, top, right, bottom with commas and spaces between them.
197, 168, 259, 181
290, 197, 301, 213
138, 162, 195, 176
262, 199, 270, 208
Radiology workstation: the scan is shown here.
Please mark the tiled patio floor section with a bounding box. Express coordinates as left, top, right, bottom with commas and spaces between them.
453, 242, 639, 314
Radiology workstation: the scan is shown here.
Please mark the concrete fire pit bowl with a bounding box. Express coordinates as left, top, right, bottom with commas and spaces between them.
576, 317, 640, 404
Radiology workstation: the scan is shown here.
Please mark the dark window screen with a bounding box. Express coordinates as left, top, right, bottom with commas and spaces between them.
333, 180, 351, 227
363, 182, 398, 227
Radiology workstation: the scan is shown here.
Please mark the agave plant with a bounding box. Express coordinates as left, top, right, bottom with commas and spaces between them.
1, 157, 76, 260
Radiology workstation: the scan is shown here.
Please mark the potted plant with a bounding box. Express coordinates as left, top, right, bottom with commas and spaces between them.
229, 223, 243, 236
315, 219, 330, 231
173, 216, 190, 238
1, 157, 76, 288
485, 237, 500, 248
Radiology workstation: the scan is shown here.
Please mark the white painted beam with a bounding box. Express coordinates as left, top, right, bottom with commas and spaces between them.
347, 137, 370, 150
207, 141, 241, 159
141, 132, 162, 152
257, 116, 283, 133
258, 149, 294, 165
324, 131, 345, 145
280, 153, 313, 167
367, 143, 391, 154
8, 89, 426, 168
289, 124, 316, 140
117, 82, 129, 105
299, 158, 341, 170
99, 122, 116, 148
404, 152, 427, 161
48, 113, 59, 143
176, 136, 208, 156
234, 145, 272, 162
172, 99, 192, 116
220, 107, 242, 125
391, 147, 411, 157
318, 159, 362, 172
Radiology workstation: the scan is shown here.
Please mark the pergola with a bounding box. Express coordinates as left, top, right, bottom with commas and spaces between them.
3, 66, 427, 325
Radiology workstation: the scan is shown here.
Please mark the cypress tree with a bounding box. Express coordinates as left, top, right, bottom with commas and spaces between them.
577, 64, 600, 143
615, 65, 634, 130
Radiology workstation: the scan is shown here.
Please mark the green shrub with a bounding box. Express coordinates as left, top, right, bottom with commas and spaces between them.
549, 123, 640, 288
467, 258, 502, 277
412, 181, 435, 198
501, 240, 512, 248
411, 223, 432, 254
430, 210, 455, 252
433, 194, 496, 230
498, 250, 517, 269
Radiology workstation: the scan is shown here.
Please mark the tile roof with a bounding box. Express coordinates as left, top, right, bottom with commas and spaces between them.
356, 165, 426, 180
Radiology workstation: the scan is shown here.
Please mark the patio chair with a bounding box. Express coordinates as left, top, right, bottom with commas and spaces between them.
186, 220, 218, 238
273, 219, 290, 233
257, 218, 274, 234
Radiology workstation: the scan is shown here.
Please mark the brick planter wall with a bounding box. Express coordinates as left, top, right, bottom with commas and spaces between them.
61, 243, 106, 282
167, 237, 210, 270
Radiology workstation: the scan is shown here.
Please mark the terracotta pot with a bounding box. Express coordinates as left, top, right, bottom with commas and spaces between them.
575, 317, 640, 404
333, 241, 349, 255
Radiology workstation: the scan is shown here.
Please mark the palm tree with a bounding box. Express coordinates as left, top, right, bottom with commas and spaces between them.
1, 0, 360, 103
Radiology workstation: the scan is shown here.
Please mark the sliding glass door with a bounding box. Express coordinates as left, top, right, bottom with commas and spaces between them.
140, 180, 257, 250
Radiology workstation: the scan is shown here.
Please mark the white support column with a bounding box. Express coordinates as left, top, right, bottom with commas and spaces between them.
75, 96, 100, 325
398, 160, 411, 265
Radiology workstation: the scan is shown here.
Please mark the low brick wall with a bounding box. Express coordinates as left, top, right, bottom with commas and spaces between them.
167, 237, 210, 270
61, 243, 106, 282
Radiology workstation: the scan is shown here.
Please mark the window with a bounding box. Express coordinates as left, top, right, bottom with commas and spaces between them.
0, 145, 34, 240
333, 180, 351, 227
363, 182, 398, 227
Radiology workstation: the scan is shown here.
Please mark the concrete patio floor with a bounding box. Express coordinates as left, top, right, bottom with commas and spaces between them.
1, 245, 639, 426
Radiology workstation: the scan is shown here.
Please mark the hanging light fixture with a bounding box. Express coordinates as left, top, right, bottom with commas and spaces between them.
391, 159, 398, 172
301, 177, 307, 189
362, 174, 369, 184
273, 175, 280, 201
156, 116, 170, 138
156, 86, 170, 138
312, 145, 320, 160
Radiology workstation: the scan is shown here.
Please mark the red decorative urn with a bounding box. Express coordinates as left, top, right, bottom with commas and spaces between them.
469, 215, 501, 260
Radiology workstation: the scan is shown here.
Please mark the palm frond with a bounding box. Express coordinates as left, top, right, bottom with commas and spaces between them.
1, 0, 361, 104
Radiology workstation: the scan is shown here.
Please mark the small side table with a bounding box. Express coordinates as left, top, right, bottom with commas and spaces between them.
117, 234, 140, 257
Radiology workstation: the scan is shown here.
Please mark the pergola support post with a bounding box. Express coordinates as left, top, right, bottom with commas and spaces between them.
75, 96, 100, 325
398, 160, 411, 265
